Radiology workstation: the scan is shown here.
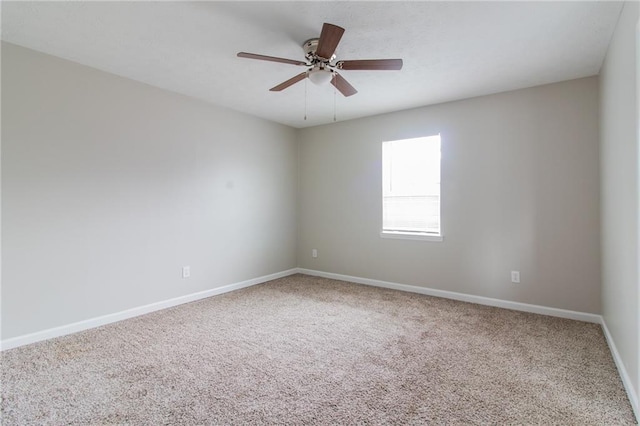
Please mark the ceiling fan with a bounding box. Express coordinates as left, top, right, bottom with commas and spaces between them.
237, 23, 403, 97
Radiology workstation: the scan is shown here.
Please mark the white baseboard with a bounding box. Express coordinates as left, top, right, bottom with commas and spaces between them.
297, 268, 602, 323
0, 268, 298, 351
601, 319, 640, 422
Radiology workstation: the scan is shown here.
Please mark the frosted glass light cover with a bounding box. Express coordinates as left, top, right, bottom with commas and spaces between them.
308, 69, 333, 85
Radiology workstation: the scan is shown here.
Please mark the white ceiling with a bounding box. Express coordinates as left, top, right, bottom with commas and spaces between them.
1, 1, 623, 128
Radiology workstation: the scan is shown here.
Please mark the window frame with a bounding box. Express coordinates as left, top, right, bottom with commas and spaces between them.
380, 134, 443, 242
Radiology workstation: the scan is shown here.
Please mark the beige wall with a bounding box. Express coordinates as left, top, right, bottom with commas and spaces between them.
1, 43, 298, 339
298, 77, 601, 314
600, 0, 640, 405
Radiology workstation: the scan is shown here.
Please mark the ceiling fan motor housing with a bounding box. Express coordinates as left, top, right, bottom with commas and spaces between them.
303, 38, 336, 63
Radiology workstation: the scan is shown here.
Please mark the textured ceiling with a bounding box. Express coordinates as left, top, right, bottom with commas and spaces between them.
1, 1, 623, 128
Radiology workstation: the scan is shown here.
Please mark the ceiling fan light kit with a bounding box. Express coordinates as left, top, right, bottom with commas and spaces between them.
237, 23, 403, 97
308, 67, 333, 85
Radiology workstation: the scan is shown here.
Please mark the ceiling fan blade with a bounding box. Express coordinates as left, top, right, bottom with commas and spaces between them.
337, 59, 403, 71
237, 52, 307, 66
331, 73, 358, 97
315, 23, 345, 60
270, 72, 308, 92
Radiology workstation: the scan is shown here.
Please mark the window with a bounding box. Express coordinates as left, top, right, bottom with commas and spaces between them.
381, 135, 442, 241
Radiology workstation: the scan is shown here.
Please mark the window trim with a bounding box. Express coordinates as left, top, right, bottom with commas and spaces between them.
381, 134, 442, 240
380, 230, 444, 242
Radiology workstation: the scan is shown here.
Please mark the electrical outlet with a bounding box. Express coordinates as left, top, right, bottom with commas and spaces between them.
182, 266, 191, 279
312, 249, 318, 258
511, 271, 520, 283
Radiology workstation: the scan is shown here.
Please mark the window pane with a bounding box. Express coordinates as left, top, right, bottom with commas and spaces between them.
382, 135, 441, 234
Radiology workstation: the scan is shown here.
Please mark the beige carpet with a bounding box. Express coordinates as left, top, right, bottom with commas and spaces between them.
1, 274, 636, 425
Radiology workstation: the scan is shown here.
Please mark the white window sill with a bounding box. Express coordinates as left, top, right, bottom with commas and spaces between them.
380, 231, 443, 242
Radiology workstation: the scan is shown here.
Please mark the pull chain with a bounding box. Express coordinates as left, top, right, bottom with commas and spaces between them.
304, 78, 308, 121
333, 74, 337, 122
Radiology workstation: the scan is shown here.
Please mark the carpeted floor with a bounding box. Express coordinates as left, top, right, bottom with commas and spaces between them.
1, 274, 636, 425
